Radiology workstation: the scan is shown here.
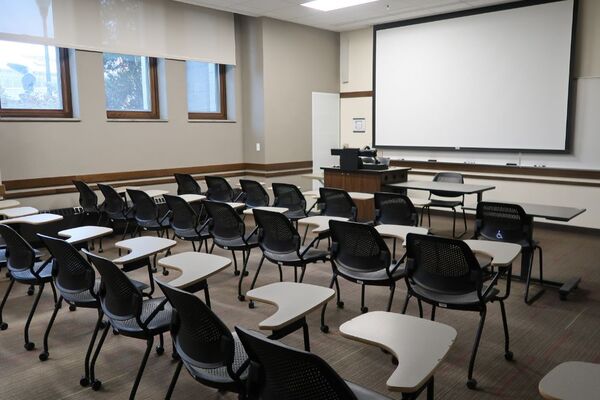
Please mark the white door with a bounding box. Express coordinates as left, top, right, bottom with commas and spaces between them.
312, 92, 340, 190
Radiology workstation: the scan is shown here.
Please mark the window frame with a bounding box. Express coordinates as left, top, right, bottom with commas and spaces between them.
0, 47, 73, 118
105, 56, 160, 120
188, 64, 227, 120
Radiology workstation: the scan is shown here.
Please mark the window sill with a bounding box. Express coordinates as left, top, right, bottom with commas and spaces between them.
106, 119, 169, 123
0, 117, 81, 122
187, 119, 237, 123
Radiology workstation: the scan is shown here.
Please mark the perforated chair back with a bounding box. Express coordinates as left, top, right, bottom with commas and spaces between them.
175, 173, 202, 195
127, 189, 159, 224
73, 180, 99, 212
204, 201, 245, 241
329, 220, 390, 274
240, 179, 269, 208
405, 233, 482, 297
205, 176, 235, 202
319, 188, 357, 221
0, 224, 36, 273
430, 172, 464, 198
98, 184, 128, 218
84, 250, 142, 322
156, 280, 236, 371
374, 192, 418, 226
164, 194, 197, 231
253, 209, 299, 255
475, 202, 532, 243
272, 183, 307, 215
235, 326, 358, 400
39, 234, 95, 295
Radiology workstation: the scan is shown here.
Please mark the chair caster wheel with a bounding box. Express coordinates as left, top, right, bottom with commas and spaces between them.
39, 351, 49, 361
467, 379, 477, 390
243, 270, 249, 276
172, 352, 180, 361
156, 346, 164, 355
80, 377, 90, 387
505, 351, 514, 361
361, 307, 369, 313
238, 295, 245, 302
27, 288, 34, 296
91, 380, 102, 391
162, 269, 169, 276
320, 325, 329, 333
248, 301, 255, 309
69, 305, 77, 312
336, 301, 344, 309
24, 342, 35, 351
234, 270, 241, 276
0, 322, 7, 330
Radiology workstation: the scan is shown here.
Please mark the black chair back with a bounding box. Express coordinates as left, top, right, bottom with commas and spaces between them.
253, 209, 299, 255
164, 194, 197, 232
174, 173, 202, 195
272, 183, 306, 215
205, 176, 235, 202
204, 201, 245, 241
405, 233, 482, 297
38, 234, 96, 295
98, 184, 128, 218
319, 188, 357, 221
329, 220, 390, 274
127, 189, 159, 224
430, 172, 464, 198
84, 250, 142, 322
374, 192, 418, 226
0, 224, 36, 273
156, 280, 236, 371
73, 180, 99, 212
235, 326, 358, 400
240, 179, 269, 208
475, 202, 532, 243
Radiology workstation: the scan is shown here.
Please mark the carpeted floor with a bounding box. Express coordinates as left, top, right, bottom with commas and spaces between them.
0, 213, 599, 399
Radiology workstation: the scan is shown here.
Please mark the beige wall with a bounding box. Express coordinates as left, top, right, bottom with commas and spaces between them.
576, 0, 600, 77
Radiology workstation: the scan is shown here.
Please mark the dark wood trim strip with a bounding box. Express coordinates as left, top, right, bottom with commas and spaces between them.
0, 184, 5, 197
340, 91, 373, 98
245, 161, 313, 171
391, 160, 600, 180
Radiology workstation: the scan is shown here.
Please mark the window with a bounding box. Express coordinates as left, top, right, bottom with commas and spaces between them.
103, 53, 159, 119
186, 62, 227, 120
0, 40, 72, 118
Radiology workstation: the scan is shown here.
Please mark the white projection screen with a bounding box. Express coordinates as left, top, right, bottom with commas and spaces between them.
374, 0, 576, 152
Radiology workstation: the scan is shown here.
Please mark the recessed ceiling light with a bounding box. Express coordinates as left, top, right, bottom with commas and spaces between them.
301, 0, 379, 12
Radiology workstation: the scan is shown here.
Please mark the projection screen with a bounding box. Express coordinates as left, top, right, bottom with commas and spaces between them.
373, 0, 576, 152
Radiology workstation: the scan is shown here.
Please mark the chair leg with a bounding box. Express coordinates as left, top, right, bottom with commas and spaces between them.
401, 293, 411, 314
165, 360, 183, 400
299, 265, 307, 283
499, 301, 513, 361
157, 333, 165, 355
392, 238, 397, 263
452, 208, 457, 238
191, 241, 197, 252
24, 283, 45, 350
537, 246, 544, 282
89, 318, 110, 389
462, 208, 468, 234
278, 264, 283, 282
203, 285, 211, 308
294, 266, 298, 282
302, 225, 309, 245
360, 284, 368, 313
129, 337, 154, 400
237, 250, 251, 301
431, 305, 436, 321
81, 310, 104, 388
249, 256, 265, 291
320, 274, 337, 333
386, 284, 396, 312
524, 248, 545, 304
0, 278, 15, 330
40, 296, 63, 360
232, 251, 239, 276
50, 280, 58, 304
334, 275, 343, 308
428, 207, 431, 226
467, 308, 487, 389
417, 299, 423, 318
209, 242, 215, 253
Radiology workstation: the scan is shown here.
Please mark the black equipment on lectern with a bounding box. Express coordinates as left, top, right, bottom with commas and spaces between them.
331, 147, 388, 171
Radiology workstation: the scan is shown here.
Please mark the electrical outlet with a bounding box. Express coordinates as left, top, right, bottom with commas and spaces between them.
256, 143, 261, 151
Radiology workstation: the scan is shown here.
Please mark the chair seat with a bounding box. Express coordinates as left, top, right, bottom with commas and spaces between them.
283, 209, 308, 221
109, 297, 172, 336
62, 279, 148, 305
427, 199, 463, 208
346, 381, 393, 400
174, 226, 211, 241
186, 332, 249, 384
264, 246, 329, 266
106, 208, 135, 221
214, 234, 259, 250
139, 217, 171, 230
10, 261, 53, 283
411, 285, 499, 307
338, 264, 405, 284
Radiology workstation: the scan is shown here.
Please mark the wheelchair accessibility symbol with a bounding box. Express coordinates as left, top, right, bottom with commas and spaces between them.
496, 230, 503, 240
